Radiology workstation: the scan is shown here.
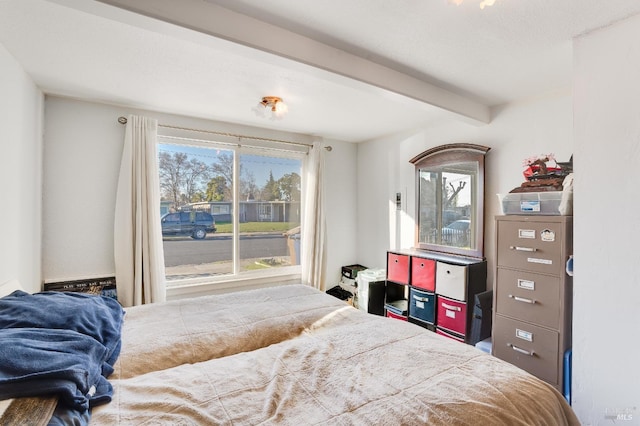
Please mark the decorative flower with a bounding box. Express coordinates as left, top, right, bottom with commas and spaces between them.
522, 153, 560, 180
522, 153, 555, 168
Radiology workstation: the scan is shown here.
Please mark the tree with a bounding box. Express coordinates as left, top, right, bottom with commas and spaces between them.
241, 170, 258, 201
159, 151, 188, 205
206, 176, 227, 201
278, 172, 301, 201
261, 171, 281, 201
445, 180, 467, 209
210, 152, 257, 201
183, 157, 210, 202
210, 152, 234, 194
158, 151, 210, 206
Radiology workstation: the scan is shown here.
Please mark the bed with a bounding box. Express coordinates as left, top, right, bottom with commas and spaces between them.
0, 282, 579, 425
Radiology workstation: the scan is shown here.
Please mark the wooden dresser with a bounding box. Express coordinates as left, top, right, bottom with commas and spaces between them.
492, 215, 573, 392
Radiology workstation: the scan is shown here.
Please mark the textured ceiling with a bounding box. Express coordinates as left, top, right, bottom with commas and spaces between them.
1, 0, 640, 142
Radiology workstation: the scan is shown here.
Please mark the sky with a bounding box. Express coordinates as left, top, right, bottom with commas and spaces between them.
157, 141, 302, 186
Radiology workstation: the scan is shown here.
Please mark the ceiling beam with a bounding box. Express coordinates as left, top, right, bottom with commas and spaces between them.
86, 0, 490, 124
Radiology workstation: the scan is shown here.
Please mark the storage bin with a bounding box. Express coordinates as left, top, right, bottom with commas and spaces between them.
411, 257, 436, 291
385, 299, 408, 316
387, 253, 410, 284
386, 309, 408, 321
498, 192, 565, 215
341, 264, 367, 280
436, 327, 465, 343
408, 287, 436, 324
436, 295, 467, 336
435, 262, 468, 301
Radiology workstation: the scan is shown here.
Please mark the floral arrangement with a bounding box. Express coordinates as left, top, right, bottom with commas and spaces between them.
522, 153, 561, 180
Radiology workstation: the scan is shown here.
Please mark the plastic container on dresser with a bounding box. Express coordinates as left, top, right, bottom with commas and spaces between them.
385, 249, 487, 344
492, 215, 573, 393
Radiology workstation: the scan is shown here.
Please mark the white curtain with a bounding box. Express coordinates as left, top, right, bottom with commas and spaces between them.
114, 115, 166, 307
301, 141, 327, 291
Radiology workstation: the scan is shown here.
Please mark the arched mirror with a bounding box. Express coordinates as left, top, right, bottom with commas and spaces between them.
410, 143, 490, 259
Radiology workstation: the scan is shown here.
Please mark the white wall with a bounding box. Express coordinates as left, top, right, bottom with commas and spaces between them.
43, 97, 357, 287
357, 93, 573, 289
322, 138, 359, 287
0, 44, 43, 294
573, 15, 640, 425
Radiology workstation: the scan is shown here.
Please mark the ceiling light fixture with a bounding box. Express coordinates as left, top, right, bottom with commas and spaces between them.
449, 0, 497, 9
253, 96, 288, 120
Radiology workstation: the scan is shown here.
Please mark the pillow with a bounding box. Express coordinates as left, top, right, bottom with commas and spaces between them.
0, 279, 25, 298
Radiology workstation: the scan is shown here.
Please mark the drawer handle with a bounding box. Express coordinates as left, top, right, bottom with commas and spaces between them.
441, 302, 461, 311
394, 259, 398, 263
508, 343, 535, 357
508, 294, 537, 304
413, 295, 429, 302
509, 246, 538, 252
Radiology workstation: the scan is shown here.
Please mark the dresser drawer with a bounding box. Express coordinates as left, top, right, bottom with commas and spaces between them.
493, 315, 559, 386
496, 220, 566, 276
436, 262, 468, 301
436, 295, 467, 336
411, 257, 436, 291
387, 253, 410, 284
495, 268, 561, 329
409, 287, 436, 324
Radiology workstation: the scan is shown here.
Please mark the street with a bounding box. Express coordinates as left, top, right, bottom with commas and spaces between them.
162, 233, 289, 267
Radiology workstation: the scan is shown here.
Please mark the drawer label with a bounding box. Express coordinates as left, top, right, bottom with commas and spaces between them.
518, 229, 536, 239
540, 229, 556, 242
516, 328, 533, 342
445, 310, 456, 319
527, 257, 552, 265
517, 279, 535, 290
416, 301, 425, 309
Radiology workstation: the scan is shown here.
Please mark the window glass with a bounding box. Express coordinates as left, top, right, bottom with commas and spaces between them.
157, 139, 303, 285
239, 153, 302, 273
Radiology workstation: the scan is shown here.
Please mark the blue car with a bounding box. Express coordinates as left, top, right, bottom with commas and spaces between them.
161, 211, 216, 239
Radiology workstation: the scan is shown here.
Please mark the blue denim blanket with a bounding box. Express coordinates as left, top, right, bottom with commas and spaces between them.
0, 290, 124, 425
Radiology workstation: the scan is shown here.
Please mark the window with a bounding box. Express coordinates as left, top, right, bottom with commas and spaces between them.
258, 204, 272, 221
157, 137, 304, 286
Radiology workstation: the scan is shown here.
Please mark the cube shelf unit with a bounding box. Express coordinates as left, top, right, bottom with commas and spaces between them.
385, 249, 487, 344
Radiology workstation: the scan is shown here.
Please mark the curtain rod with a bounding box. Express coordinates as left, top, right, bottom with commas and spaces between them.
117, 116, 332, 151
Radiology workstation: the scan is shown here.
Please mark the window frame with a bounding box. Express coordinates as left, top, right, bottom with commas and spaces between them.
157, 135, 306, 293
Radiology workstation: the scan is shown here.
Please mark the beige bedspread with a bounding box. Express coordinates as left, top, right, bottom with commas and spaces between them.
92, 284, 579, 425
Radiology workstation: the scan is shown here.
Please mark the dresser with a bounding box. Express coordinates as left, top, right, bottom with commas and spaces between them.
386, 249, 486, 344
492, 215, 573, 392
